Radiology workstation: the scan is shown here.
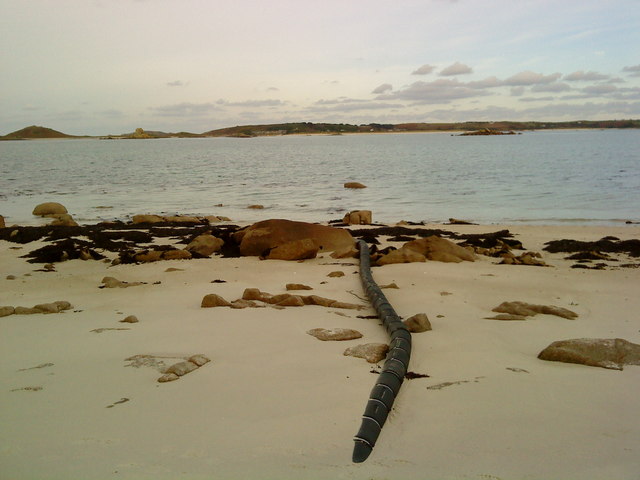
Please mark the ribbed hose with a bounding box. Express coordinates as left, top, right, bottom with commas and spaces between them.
352, 240, 412, 463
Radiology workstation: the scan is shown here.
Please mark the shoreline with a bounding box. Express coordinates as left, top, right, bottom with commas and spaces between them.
2, 218, 639, 479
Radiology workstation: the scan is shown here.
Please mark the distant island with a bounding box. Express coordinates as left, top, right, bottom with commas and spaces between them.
2, 119, 639, 140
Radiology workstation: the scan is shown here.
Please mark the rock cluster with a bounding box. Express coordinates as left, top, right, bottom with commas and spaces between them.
0, 301, 73, 317
31, 203, 78, 226
201, 288, 364, 310
499, 251, 547, 266
132, 214, 230, 224
538, 338, 640, 370
488, 301, 578, 320
376, 236, 476, 265
233, 219, 355, 260
157, 354, 211, 382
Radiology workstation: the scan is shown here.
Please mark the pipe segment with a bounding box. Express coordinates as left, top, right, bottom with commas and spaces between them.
352, 240, 412, 463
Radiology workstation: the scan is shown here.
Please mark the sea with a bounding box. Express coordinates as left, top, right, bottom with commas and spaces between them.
1, 129, 639, 226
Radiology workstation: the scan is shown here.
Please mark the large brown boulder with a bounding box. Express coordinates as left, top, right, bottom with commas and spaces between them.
32, 202, 68, 216
186, 234, 224, 257
343, 210, 372, 225
538, 338, 640, 370
377, 235, 475, 265
266, 238, 319, 260
233, 219, 355, 258
0, 215, 5, 228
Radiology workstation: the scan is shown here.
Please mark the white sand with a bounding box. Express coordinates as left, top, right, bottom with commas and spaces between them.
1, 224, 639, 479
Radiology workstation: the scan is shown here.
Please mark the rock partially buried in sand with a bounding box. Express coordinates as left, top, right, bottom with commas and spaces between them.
344, 182, 367, 189
344, 343, 389, 363
538, 338, 640, 370
157, 354, 211, 382
266, 238, 319, 260
307, 328, 363, 341
377, 236, 476, 265
1, 306, 16, 317
186, 234, 224, 257
234, 219, 355, 257
101, 276, 146, 288
492, 301, 578, 319
201, 293, 231, 308
120, 315, 139, 323
343, 210, 372, 225
286, 283, 313, 291
32, 202, 68, 216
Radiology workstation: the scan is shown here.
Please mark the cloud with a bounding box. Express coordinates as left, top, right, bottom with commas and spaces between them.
371, 83, 393, 94
510, 86, 525, 96
582, 84, 618, 95
504, 71, 561, 86
411, 64, 436, 75
376, 78, 488, 104
564, 70, 609, 82
308, 97, 403, 112
622, 64, 640, 77
150, 102, 220, 117
466, 76, 502, 89
439, 62, 473, 76
531, 82, 572, 93
216, 99, 285, 107
166, 80, 186, 87
519, 96, 555, 102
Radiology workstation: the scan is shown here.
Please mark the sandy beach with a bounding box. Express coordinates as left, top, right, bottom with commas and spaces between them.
1, 219, 639, 480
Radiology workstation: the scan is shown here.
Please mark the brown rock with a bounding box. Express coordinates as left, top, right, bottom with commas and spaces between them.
33, 303, 63, 314
242, 288, 267, 301
538, 338, 640, 370
266, 238, 319, 260
14, 306, 41, 315
120, 315, 139, 323
343, 210, 372, 225
327, 271, 345, 278
303, 295, 337, 307
485, 314, 527, 321
47, 213, 78, 227
186, 234, 224, 257
344, 182, 367, 189
286, 283, 313, 291
32, 202, 68, 216
344, 343, 389, 363
165, 361, 199, 376
161, 249, 192, 261
132, 214, 165, 224
157, 373, 180, 383
188, 354, 211, 366
275, 295, 305, 307
403, 313, 432, 333
101, 276, 144, 288
0, 215, 4, 228
0, 306, 15, 317
404, 236, 477, 263
377, 248, 427, 266
133, 250, 164, 263
307, 328, 363, 341
329, 301, 362, 310
234, 219, 355, 257
201, 293, 231, 308
164, 215, 202, 223
330, 245, 359, 259
492, 301, 578, 319
380, 282, 399, 289
230, 299, 259, 309
247, 204, 264, 209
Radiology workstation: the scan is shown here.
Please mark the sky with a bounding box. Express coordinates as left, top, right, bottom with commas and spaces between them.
1, 0, 639, 136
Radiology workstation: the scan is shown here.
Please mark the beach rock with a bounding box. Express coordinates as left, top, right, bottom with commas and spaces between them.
403, 313, 432, 333
14, 306, 41, 315
492, 301, 578, 319
380, 282, 400, 289
344, 343, 389, 363
201, 293, 231, 308
164, 215, 202, 224
188, 354, 211, 367
120, 315, 139, 323
247, 204, 264, 209
406, 236, 476, 262
165, 360, 199, 376
485, 313, 528, 321
330, 244, 359, 259
274, 294, 305, 307
32, 202, 67, 216
161, 249, 192, 261
0, 306, 15, 317
157, 373, 180, 383
0, 215, 4, 228
132, 214, 165, 224
230, 299, 258, 309
33, 303, 63, 314
242, 288, 268, 301
538, 338, 640, 370
234, 219, 355, 257
344, 182, 367, 189
266, 238, 319, 260
101, 276, 145, 288
377, 247, 427, 265
303, 295, 336, 307
307, 328, 363, 341
286, 283, 313, 291
343, 210, 372, 225
186, 234, 224, 257
47, 213, 78, 227
327, 271, 345, 278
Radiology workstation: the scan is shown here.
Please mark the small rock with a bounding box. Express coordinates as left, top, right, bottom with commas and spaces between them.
0, 306, 15, 317
492, 301, 578, 319
327, 271, 345, 278
188, 354, 211, 366
307, 328, 363, 341
403, 313, 432, 333
286, 283, 313, 291
343, 210, 372, 225
6, 275, 17, 280
247, 204, 264, 209
242, 288, 266, 301
230, 299, 259, 309
186, 234, 224, 257
201, 294, 231, 308
162, 249, 192, 261
344, 343, 389, 363
33, 303, 62, 314
344, 182, 367, 189
275, 294, 305, 307
538, 338, 640, 370
32, 202, 67, 216
380, 282, 399, 289
165, 361, 199, 376
120, 315, 139, 323
157, 373, 180, 383
485, 314, 527, 321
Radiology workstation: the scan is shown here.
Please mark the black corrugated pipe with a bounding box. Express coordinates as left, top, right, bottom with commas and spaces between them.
352, 239, 412, 463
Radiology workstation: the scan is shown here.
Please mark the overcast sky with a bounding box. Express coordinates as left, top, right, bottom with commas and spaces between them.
1, 0, 639, 135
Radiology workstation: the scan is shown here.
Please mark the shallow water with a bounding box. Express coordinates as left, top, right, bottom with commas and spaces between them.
1, 130, 639, 225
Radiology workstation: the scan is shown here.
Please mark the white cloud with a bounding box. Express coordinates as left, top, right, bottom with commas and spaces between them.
531, 82, 572, 93
563, 70, 609, 82
622, 64, 640, 77
377, 78, 488, 104
582, 84, 618, 95
372, 83, 393, 94
217, 99, 285, 108
150, 102, 220, 117
510, 86, 525, 96
504, 71, 562, 86
411, 64, 436, 75
439, 62, 473, 76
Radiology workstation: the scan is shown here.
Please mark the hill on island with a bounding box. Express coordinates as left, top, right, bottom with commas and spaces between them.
1, 125, 74, 140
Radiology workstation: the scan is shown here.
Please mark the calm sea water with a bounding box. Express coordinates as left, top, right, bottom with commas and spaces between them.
1, 130, 639, 226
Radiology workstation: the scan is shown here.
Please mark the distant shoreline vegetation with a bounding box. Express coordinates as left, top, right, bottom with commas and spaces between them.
1, 119, 639, 140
